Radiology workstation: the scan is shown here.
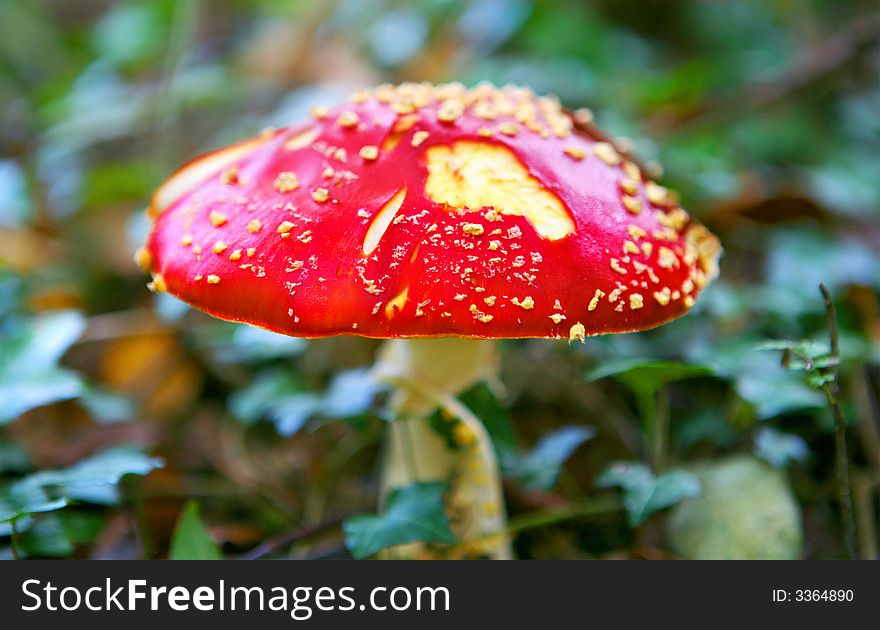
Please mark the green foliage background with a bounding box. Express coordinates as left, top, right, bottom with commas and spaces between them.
0, 0, 877, 559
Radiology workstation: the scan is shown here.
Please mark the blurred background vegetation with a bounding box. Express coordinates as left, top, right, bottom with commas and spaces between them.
0, 0, 877, 560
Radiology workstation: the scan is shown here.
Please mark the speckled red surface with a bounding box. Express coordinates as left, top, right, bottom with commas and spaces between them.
142, 82, 720, 339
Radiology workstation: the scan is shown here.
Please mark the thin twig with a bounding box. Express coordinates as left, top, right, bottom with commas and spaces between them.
442, 495, 622, 558
821, 284, 840, 358
237, 517, 344, 561
851, 367, 880, 470
657, 388, 671, 471
851, 471, 878, 560
506, 495, 623, 536
819, 283, 856, 559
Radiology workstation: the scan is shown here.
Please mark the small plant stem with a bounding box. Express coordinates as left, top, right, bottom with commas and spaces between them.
654, 388, 670, 472
124, 476, 154, 559
636, 389, 667, 471
819, 283, 856, 559
636, 392, 655, 465
237, 517, 345, 560
10, 518, 20, 560
851, 471, 878, 560
820, 283, 840, 358
506, 495, 623, 535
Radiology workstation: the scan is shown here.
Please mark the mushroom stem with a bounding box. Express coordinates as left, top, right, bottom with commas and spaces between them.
372, 337, 512, 559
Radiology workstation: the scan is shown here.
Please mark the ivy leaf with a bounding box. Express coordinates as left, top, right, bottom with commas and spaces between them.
0, 310, 87, 424
196, 323, 306, 364
19, 515, 73, 557
587, 358, 713, 399
0, 370, 83, 425
229, 369, 320, 435
321, 369, 382, 418
1, 447, 161, 531
169, 500, 222, 560
460, 383, 518, 463
229, 369, 304, 424
753, 427, 809, 469
736, 352, 826, 418
231, 368, 381, 436
24, 448, 162, 492
1, 310, 85, 373
506, 425, 595, 491
0, 441, 30, 474
268, 395, 324, 436
91, 2, 167, 67
77, 385, 134, 424
597, 462, 701, 527
0, 268, 25, 320
343, 482, 455, 559
16, 447, 163, 506
0, 160, 31, 228
0, 484, 69, 524
588, 359, 715, 450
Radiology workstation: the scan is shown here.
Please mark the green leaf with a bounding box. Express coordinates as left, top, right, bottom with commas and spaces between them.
12, 447, 163, 509
1, 511, 103, 557
805, 372, 835, 388
677, 410, 739, 450
0, 268, 25, 320
91, 2, 167, 68
753, 427, 809, 469
1, 448, 161, 527
756, 339, 832, 371
587, 358, 713, 398
58, 511, 106, 546
459, 383, 518, 463
764, 228, 878, 303
0, 483, 69, 524
0, 441, 31, 474
1, 310, 85, 373
0, 160, 31, 228
343, 482, 455, 559
734, 352, 825, 419
229, 369, 319, 435
20, 515, 72, 557
597, 462, 701, 527
197, 323, 306, 364
321, 368, 382, 418
225, 324, 307, 361
169, 500, 222, 560
0, 310, 87, 424
230, 367, 381, 436
506, 425, 595, 491
24, 448, 162, 494
229, 369, 304, 424
0, 369, 84, 425
78, 385, 134, 424
81, 160, 153, 208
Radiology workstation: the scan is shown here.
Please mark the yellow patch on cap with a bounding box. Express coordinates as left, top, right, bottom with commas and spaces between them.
424, 140, 575, 241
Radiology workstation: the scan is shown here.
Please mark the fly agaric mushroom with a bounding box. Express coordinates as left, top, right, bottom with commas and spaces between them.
137, 82, 721, 559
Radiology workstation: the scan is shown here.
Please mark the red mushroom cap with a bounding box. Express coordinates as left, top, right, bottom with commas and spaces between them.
140, 82, 721, 340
